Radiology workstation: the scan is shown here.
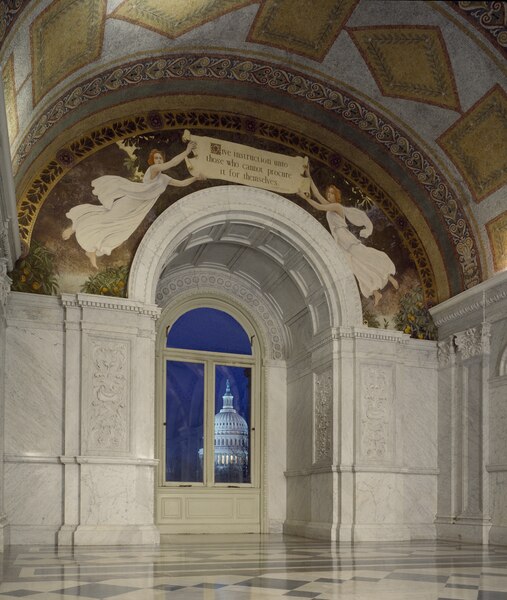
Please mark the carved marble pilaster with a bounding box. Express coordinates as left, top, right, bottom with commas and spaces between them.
313, 371, 332, 464
359, 366, 394, 462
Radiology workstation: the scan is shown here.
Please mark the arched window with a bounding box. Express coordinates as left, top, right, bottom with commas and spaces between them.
162, 306, 256, 487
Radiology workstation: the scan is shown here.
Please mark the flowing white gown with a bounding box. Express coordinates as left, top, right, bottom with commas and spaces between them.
66, 167, 173, 256
326, 208, 395, 298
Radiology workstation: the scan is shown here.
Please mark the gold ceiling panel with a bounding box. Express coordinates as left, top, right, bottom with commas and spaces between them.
30, 0, 106, 106
248, 0, 358, 60
111, 0, 255, 38
348, 26, 460, 111
487, 212, 507, 272
2, 54, 18, 143
438, 85, 507, 202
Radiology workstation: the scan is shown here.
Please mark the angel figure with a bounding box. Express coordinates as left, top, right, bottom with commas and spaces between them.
62, 142, 204, 269
301, 172, 398, 306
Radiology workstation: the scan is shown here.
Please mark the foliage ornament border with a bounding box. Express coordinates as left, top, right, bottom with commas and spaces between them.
12, 54, 481, 291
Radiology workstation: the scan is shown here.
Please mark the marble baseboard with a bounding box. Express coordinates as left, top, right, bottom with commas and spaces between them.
73, 524, 160, 546
9, 525, 59, 545
436, 521, 491, 544
352, 523, 436, 542
283, 519, 338, 541
268, 518, 284, 533
489, 525, 507, 546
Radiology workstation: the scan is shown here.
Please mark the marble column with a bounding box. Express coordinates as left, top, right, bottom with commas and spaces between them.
0, 259, 11, 550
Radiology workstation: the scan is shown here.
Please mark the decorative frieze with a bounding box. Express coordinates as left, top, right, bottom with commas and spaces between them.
85, 338, 130, 454
313, 371, 332, 463
360, 366, 393, 461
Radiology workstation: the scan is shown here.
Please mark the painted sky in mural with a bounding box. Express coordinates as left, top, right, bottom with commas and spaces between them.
11, 127, 435, 339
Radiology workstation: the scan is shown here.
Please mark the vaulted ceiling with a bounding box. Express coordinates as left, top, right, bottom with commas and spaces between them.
0, 0, 506, 304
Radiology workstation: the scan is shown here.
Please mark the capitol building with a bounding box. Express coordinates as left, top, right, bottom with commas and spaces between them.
199, 380, 249, 483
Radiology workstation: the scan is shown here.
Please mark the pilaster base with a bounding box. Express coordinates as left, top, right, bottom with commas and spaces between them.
0, 515, 8, 551
57, 525, 78, 546
436, 518, 491, 544
73, 525, 160, 546
352, 523, 436, 542
283, 520, 338, 540
488, 525, 507, 546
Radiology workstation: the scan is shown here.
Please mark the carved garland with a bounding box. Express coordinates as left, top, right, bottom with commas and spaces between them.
14, 54, 480, 291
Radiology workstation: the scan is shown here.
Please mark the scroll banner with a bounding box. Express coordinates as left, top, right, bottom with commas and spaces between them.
182, 130, 310, 197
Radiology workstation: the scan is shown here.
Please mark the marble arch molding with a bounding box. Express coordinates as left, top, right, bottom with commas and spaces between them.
129, 185, 363, 350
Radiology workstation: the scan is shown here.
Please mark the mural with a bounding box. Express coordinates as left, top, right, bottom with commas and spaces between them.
10, 125, 436, 339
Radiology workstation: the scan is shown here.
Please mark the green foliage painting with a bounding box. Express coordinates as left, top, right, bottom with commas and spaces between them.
81, 265, 129, 297
394, 285, 436, 340
10, 241, 59, 295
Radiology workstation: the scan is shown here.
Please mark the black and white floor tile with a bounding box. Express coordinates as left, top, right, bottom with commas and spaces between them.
1, 536, 506, 599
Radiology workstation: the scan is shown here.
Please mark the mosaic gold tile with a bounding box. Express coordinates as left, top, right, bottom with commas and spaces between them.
439, 85, 507, 202
348, 26, 460, 111
2, 53, 18, 143
30, 0, 106, 106
487, 212, 507, 272
111, 0, 255, 39
248, 0, 358, 61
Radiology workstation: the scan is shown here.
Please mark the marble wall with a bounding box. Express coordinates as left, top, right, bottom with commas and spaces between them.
431, 271, 507, 545
3, 292, 160, 545
284, 327, 438, 541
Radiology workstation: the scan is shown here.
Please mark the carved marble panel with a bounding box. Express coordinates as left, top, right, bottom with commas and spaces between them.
359, 365, 394, 462
313, 370, 332, 464
83, 336, 131, 454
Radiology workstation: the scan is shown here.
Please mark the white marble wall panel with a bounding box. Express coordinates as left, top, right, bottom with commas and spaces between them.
355, 473, 403, 525
80, 464, 154, 526
285, 476, 310, 522
310, 472, 334, 524
5, 300, 64, 456
264, 360, 287, 532
4, 462, 62, 528
402, 474, 437, 526
286, 369, 313, 470
490, 381, 507, 465
399, 364, 438, 469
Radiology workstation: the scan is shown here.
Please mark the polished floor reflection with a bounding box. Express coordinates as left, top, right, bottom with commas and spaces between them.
1, 535, 507, 599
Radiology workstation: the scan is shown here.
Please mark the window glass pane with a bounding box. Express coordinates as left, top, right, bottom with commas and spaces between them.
166, 308, 252, 355
165, 360, 204, 482
214, 365, 251, 484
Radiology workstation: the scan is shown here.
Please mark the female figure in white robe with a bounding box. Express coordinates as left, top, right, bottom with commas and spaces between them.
302, 175, 398, 306
62, 143, 201, 268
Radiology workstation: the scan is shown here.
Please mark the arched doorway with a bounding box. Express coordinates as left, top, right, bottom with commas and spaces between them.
129, 185, 362, 538
156, 300, 263, 534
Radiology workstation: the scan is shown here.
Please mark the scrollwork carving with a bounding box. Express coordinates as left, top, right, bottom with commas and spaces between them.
438, 337, 455, 367
314, 371, 332, 463
360, 367, 392, 460
87, 339, 130, 452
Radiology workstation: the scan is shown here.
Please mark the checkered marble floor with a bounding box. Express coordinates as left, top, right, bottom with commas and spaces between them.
1, 536, 507, 599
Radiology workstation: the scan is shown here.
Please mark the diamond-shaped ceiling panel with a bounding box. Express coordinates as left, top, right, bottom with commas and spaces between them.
30, 0, 106, 106
348, 26, 460, 111
249, 0, 358, 60
438, 85, 507, 202
111, 0, 254, 38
